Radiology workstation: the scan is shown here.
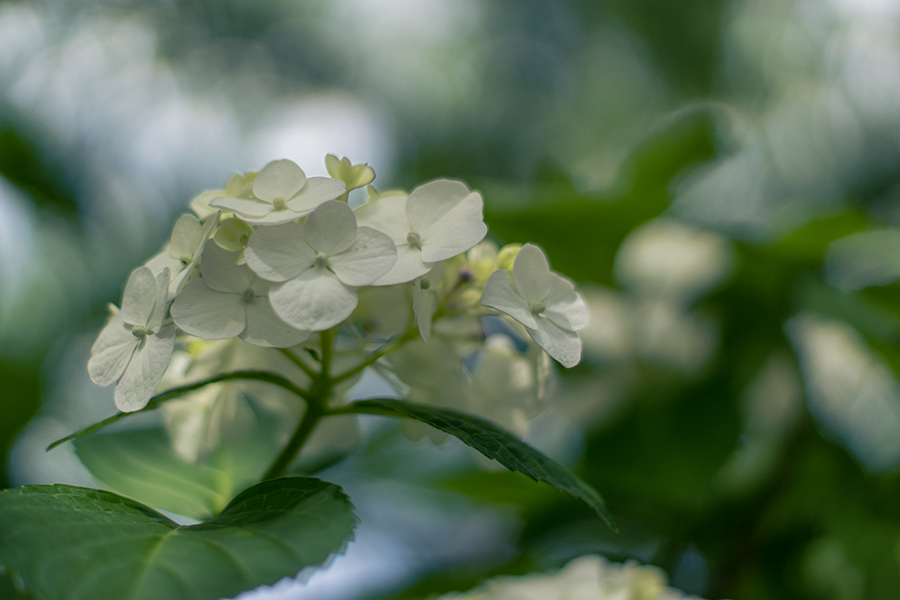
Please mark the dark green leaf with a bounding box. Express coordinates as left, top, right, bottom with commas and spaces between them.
341, 399, 615, 529
483, 109, 719, 286
0, 477, 356, 600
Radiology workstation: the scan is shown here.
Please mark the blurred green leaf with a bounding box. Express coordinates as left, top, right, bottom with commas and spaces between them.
0, 125, 79, 215
75, 428, 233, 520
0, 478, 357, 600
74, 406, 284, 519
0, 361, 41, 488
484, 110, 719, 285
340, 398, 615, 528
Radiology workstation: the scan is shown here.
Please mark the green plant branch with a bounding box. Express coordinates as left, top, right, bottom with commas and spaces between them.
278, 347, 319, 379
262, 403, 326, 480
320, 329, 335, 379
331, 329, 416, 385
47, 370, 312, 450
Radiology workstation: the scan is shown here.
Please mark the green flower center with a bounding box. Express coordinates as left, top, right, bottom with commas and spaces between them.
530, 302, 546, 316
406, 231, 423, 250
315, 252, 329, 268
239, 234, 249, 245
419, 278, 431, 290
131, 325, 148, 338
272, 197, 286, 210
242, 289, 255, 303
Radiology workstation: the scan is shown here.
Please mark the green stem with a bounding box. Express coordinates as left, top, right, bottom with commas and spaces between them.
47, 370, 311, 450
331, 330, 416, 384
278, 347, 319, 379
262, 328, 338, 479
262, 403, 325, 480
320, 328, 335, 379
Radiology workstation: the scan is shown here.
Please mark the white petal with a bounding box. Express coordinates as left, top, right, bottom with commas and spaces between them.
169, 214, 202, 260
371, 244, 431, 286
146, 251, 191, 300
145, 249, 179, 278
245, 223, 315, 282
406, 180, 482, 233
543, 273, 589, 331
414, 278, 438, 342
241, 299, 311, 347
200, 243, 254, 294
329, 226, 398, 286
190, 190, 225, 220
481, 269, 537, 329
513, 244, 551, 304
120, 266, 158, 326
252, 159, 307, 202
353, 195, 412, 244
230, 208, 307, 226
527, 316, 582, 368
303, 200, 357, 255
114, 326, 176, 412
210, 196, 274, 218
248, 276, 272, 295
148, 268, 170, 333
171, 280, 247, 339
285, 178, 347, 215
87, 314, 139, 386
269, 269, 358, 331
197, 210, 220, 254
420, 218, 487, 263
168, 265, 194, 297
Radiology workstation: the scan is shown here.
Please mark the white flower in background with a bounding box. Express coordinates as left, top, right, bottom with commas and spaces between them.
354, 179, 488, 285
146, 212, 220, 296
87, 267, 175, 412
481, 244, 588, 368
171, 243, 310, 348
245, 200, 397, 331
210, 159, 346, 225
439, 555, 704, 600
467, 334, 553, 437
161, 350, 252, 463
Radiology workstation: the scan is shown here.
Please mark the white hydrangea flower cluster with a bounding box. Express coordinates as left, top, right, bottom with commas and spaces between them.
86, 156, 591, 423
438, 555, 705, 600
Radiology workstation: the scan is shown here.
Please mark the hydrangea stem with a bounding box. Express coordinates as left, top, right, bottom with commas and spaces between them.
262, 403, 325, 480
47, 370, 312, 450
331, 328, 416, 385
261, 327, 337, 480
278, 347, 319, 379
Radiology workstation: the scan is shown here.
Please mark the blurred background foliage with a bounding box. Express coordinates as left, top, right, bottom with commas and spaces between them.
4, 0, 900, 598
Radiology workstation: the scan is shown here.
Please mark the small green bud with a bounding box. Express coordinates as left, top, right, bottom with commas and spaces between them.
498, 244, 522, 272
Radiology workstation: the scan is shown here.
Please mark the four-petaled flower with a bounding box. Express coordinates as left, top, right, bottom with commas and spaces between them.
354, 179, 488, 285
244, 200, 397, 331
146, 212, 220, 296
481, 244, 589, 368
210, 159, 346, 225
171, 243, 311, 347
87, 267, 176, 412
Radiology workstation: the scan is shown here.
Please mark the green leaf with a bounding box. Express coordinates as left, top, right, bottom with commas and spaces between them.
340, 399, 616, 529
0, 477, 357, 600
73, 401, 285, 520
75, 428, 239, 520
483, 109, 718, 286
47, 369, 310, 451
